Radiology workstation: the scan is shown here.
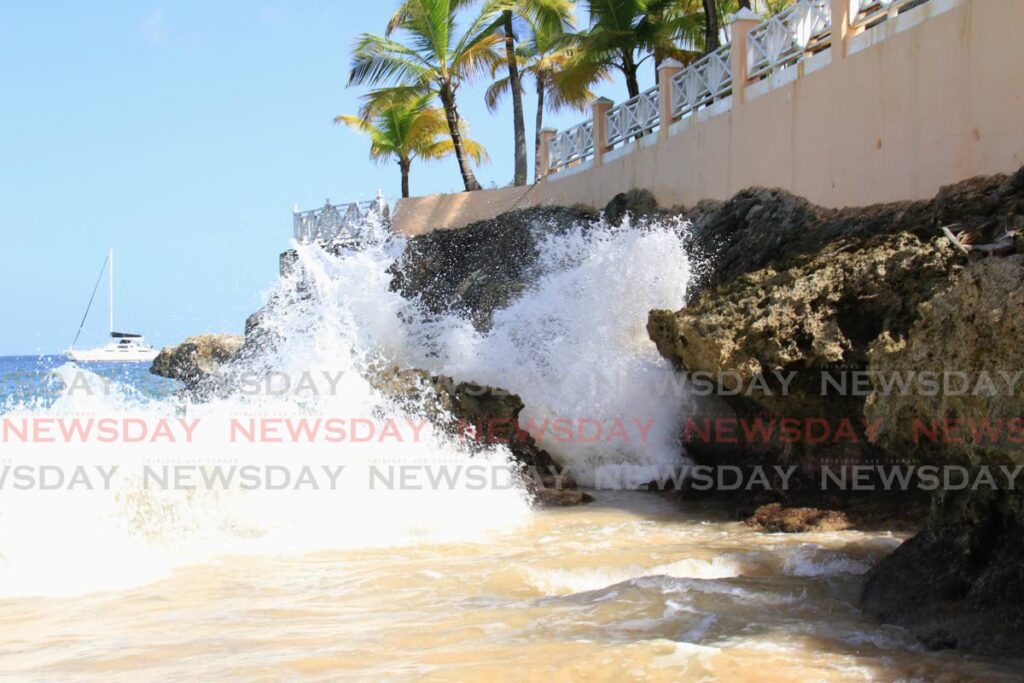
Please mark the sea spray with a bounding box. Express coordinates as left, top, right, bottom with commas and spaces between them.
0, 211, 696, 596
0, 219, 529, 597
410, 215, 696, 487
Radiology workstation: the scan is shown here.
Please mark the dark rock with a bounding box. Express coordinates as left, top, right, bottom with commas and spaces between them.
679, 173, 1024, 300
150, 334, 244, 391
366, 366, 589, 506
861, 489, 1024, 654
389, 205, 596, 331
604, 188, 660, 226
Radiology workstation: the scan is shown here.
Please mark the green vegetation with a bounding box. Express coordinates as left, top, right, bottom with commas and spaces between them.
342, 0, 789, 195
335, 91, 487, 197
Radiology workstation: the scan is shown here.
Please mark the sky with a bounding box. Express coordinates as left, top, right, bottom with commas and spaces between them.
0, 1, 650, 356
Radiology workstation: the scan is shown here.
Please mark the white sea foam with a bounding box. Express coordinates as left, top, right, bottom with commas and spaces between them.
421, 216, 695, 487
780, 545, 873, 577
0, 213, 695, 597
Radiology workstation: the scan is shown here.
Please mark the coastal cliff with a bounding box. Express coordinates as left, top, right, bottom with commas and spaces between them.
387, 168, 1024, 653
645, 168, 1024, 654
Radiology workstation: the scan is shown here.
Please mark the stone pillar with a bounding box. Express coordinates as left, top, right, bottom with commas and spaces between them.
830, 0, 851, 61
657, 59, 683, 141
538, 128, 556, 179
592, 97, 614, 166
729, 8, 762, 105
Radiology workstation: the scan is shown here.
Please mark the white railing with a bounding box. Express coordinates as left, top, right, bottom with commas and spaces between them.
548, 120, 595, 172
543, 0, 939, 177
293, 191, 388, 244
747, 0, 831, 80
672, 44, 733, 120
850, 0, 926, 29
605, 85, 660, 148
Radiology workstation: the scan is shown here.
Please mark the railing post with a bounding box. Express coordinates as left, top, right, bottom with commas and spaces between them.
830, 0, 851, 61
729, 8, 761, 105
538, 128, 556, 180
657, 59, 683, 140
592, 97, 614, 166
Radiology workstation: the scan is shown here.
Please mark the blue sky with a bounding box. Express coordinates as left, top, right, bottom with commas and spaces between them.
0, 2, 645, 356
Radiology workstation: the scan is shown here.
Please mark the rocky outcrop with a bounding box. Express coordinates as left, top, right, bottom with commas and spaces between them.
389, 205, 596, 330
864, 255, 1024, 467
861, 489, 1024, 654
150, 334, 244, 391
367, 366, 591, 506
646, 168, 1024, 654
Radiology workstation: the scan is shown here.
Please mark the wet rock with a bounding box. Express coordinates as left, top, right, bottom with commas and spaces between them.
604, 188, 660, 226
150, 334, 244, 390
390, 206, 596, 330
861, 489, 1024, 654
744, 503, 852, 533
366, 366, 590, 506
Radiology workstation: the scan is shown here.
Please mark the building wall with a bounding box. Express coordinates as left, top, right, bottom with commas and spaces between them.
392, 0, 1024, 236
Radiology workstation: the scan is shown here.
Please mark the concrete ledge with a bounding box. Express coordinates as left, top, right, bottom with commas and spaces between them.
392, 185, 540, 237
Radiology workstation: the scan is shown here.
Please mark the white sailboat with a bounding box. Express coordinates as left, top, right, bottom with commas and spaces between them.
65, 249, 159, 363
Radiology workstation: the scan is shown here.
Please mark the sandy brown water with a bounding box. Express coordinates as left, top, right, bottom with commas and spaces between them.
0, 492, 1019, 682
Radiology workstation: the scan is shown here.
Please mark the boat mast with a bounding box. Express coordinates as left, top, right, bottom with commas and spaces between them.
109, 248, 114, 338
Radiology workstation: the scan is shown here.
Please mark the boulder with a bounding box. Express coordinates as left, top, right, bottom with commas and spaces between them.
150, 334, 244, 391
604, 188, 660, 226
366, 366, 590, 506
744, 503, 852, 533
389, 206, 596, 330
861, 489, 1024, 654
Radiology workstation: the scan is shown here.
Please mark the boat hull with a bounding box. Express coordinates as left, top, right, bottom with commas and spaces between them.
66, 348, 159, 363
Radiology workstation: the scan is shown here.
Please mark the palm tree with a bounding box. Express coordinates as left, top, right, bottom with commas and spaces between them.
494, 0, 573, 187
486, 19, 596, 181
558, 0, 702, 100
335, 91, 487, 198
348, 0, 506, 192
702, 0, 720, 53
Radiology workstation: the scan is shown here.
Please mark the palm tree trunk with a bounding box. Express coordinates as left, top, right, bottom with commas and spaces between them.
622, 50, 640, 98
399, 157, 411, 198
438, 83, 482, 192
503, 11, 527, 187
534, 78, 545, 183
703, 0, 720, 54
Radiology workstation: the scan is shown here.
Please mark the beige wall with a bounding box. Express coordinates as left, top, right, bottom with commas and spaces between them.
392, 0, 1024, 236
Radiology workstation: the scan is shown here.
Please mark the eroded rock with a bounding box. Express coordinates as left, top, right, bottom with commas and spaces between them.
647, 169, 1024, 655
150, 334, 244, 391
389, 206, 596, 330
744, 503, 852, 533
366, 366, 589, 506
